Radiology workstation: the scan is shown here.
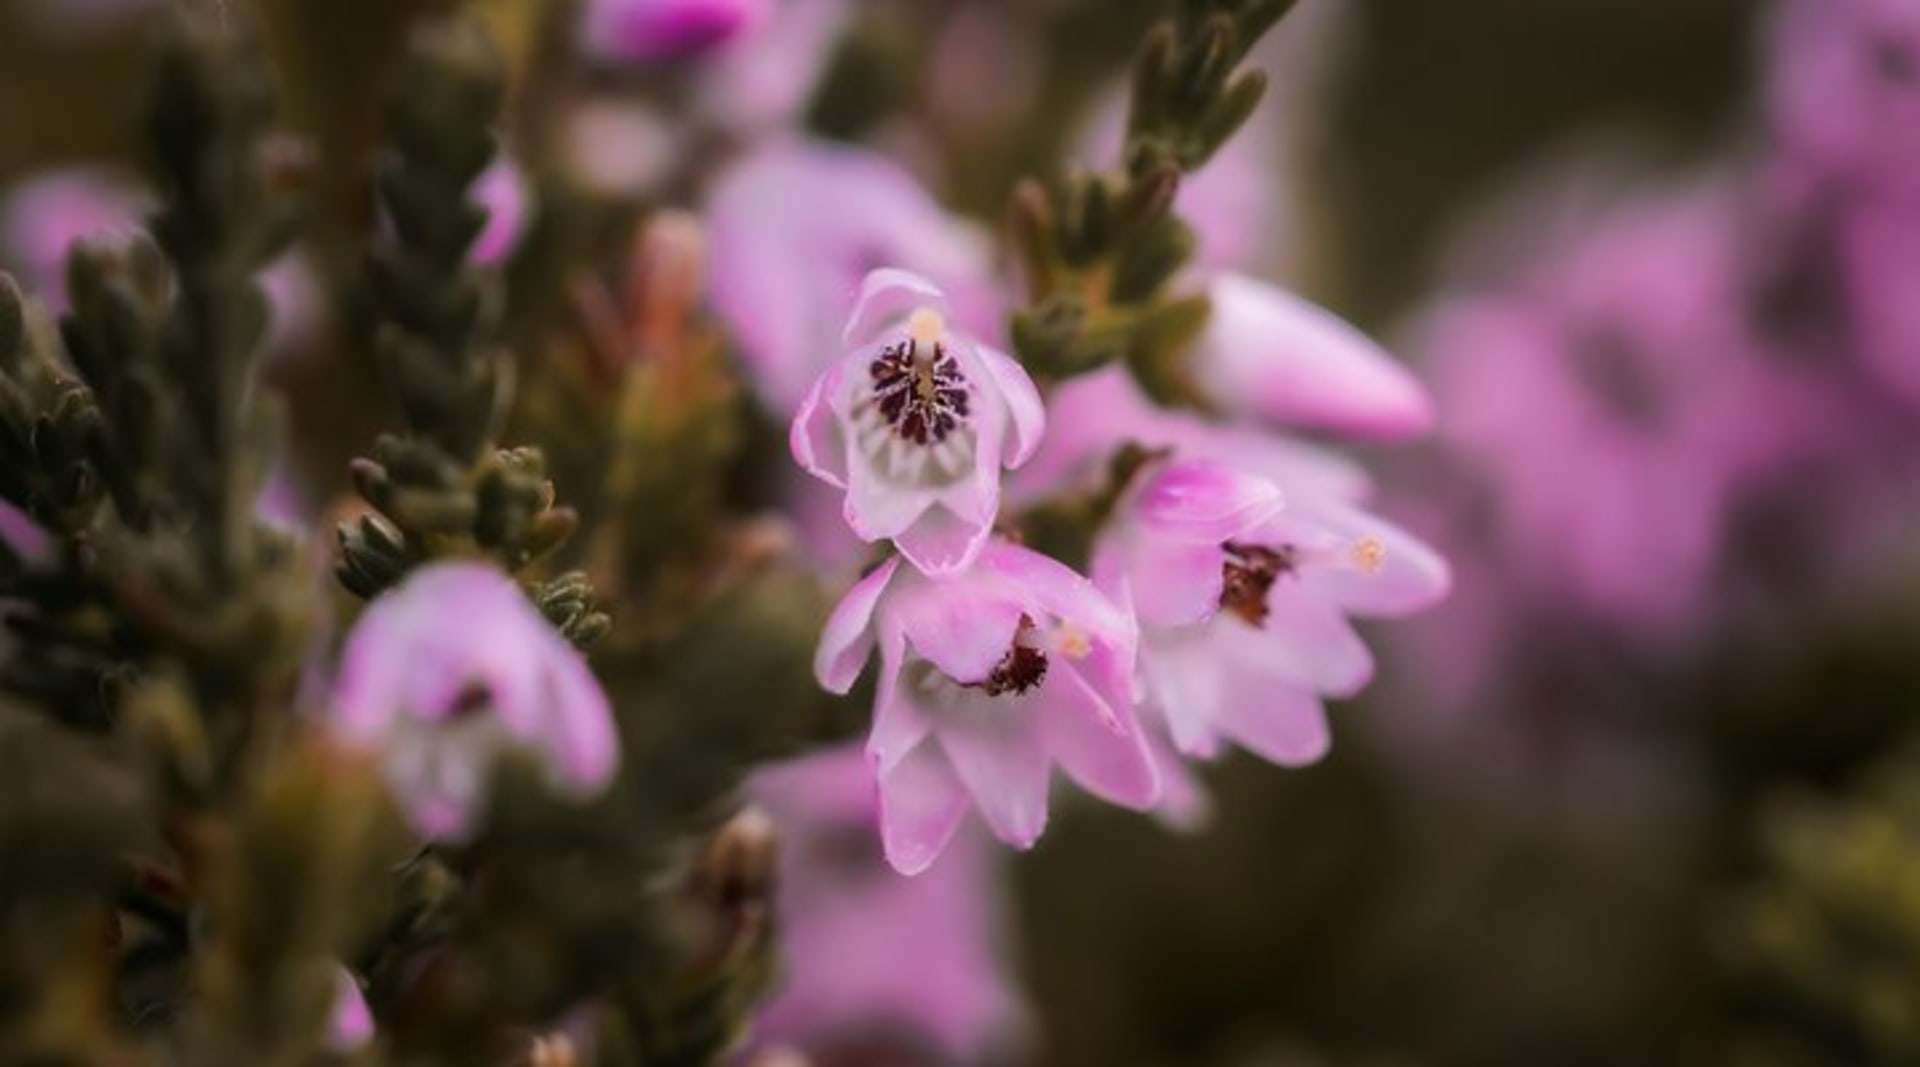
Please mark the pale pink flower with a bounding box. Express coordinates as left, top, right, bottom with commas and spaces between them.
579, 0, 769, 63
1096, 458, 1448, 769
330, 562, 618, 841
0, 167, 147, 312
1766, 0, 1920, 200
791, 269, 1043, 575
815, 541, 1157, 874
327, 967, 373, 1052
748, 746, 1026, 1061
1188, 273, 1434, 440
470, 158, 530, 268
708, 141, 1000, 418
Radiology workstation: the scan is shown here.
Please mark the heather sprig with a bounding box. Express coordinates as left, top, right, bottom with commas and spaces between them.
1008, 0, 1296, 400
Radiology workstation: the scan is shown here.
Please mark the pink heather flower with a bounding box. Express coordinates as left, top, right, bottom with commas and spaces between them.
579, 0, 769, 63
1410, 173, 1823, 630
708, 140, 1001, 418
470, 159, 530, 268
330, 562, 618, 841
327, 967, 374, 1052
693, 0, 849, 134
790, 268, 1043, 575
1766, 0, 1920, 200
1188, 273, 1435, 440
748, 746, 1026, 1061
1095, 458, 1449, 769
815, 541, 1158, 874
0, 167, 147, 312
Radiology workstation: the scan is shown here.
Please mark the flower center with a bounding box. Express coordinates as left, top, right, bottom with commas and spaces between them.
965, 614, 1049, 696
868, 337, 970, 446
1220, 542, 1295, 627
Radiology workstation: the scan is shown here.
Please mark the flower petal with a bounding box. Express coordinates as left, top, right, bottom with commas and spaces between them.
843, 267, 952, 347
1294, 502, 1453, 617
895, 500, 993, 575
977, 542, 1132, 648
1132, 458, 1284, 543
936, 697, 1051, 850
542, 647, 622, 792
975, 345, 1046, 468
790, 364, 851, 488
1115, 536, 1226, 630
1227, 591, 1374, 698
891, 574, 1025, 684
815, 558, 901, 692
875, 741, 970, 876
1193, 273, 1434, 440
1040, 662, 1160, 810
1210, 680, 1331, 767
868, 627, 934, 775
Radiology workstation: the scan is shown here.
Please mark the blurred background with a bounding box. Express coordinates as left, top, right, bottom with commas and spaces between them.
10, 0, 1920, 1065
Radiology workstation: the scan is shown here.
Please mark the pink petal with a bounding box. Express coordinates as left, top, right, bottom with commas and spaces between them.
1139, 630, 1227, 757
543, 648, 621, 792
843, 460, 936, 543
1132, 459, 1283, 542
894, 500, 993, 575
843, 267, 952, 347
1229, 593, 1374, 698
935, 696, 1051, 850
876, 741, 971, 876
975, 346, 1046, 468
976, 542, 1133, 648
1145, 737, 1213, 831
867, 630, 933, 775
1192, 274, 1434, 440
814, 558, 901, 693
1295, 502, 1452, 618
891, 576, 1026, 684
1210, 682, 1331, 767
1040, 663, 1160, 810
789, 365, 850, 487
327, 967, 374, 1052
1112, 536, 1226, 630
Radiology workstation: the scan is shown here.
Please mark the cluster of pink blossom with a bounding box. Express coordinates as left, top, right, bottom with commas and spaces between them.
1385, 0, 1920, 759
779, 267, 1445, 878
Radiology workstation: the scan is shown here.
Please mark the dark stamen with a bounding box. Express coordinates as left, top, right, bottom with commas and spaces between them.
967, 614, 1049, 696
869, 339, 970, 446
1220, 542, 1296, 627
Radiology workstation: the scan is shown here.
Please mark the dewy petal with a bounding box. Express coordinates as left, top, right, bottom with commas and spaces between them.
843, 267, 954, 347
891, 574, 1026, 684
815, 558, 901, 693
936, 700, 1051, 850
1192, 273, 1435, 440
975, 346, 1046, 468
1040, 662, 1160, 810
876, 741, 970, 876
790, 364, 851, 487
1132, 459, 1283, 543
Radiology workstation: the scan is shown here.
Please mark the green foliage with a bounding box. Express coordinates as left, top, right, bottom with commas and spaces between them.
1007, 0, 1292, 395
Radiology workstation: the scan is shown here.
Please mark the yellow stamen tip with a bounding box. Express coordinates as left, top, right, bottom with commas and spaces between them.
1352, 537, 1387, 575
907, 307, 945, 345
